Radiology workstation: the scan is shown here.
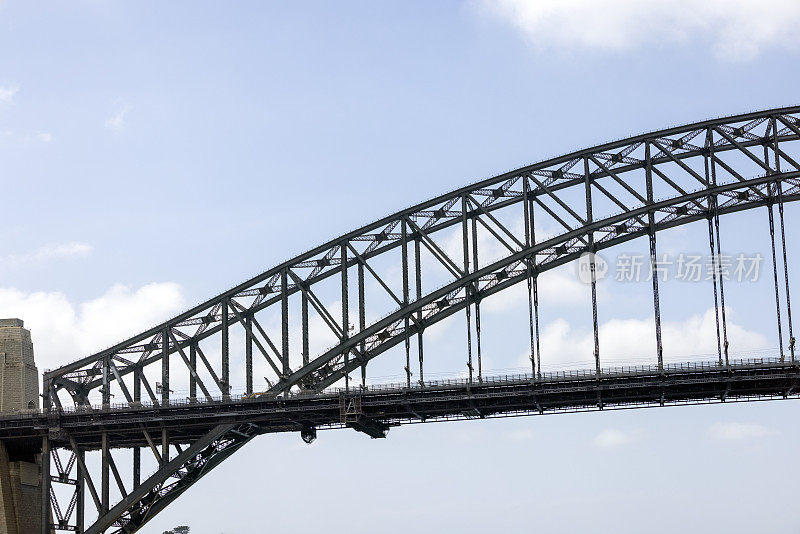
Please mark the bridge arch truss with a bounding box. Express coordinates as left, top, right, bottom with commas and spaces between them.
36, 106, 800, 532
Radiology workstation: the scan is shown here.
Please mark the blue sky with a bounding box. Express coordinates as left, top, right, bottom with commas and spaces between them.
3, 1, 800, 532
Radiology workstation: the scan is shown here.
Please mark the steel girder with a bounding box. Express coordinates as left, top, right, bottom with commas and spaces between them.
37, 106, 800, 532
41, 423, 260, 533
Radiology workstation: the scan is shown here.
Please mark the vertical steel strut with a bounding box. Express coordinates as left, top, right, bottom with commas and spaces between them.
773, 117, 795, 361
644, 144, 664, 370
778, 182, 794, 362
77, 449, 85, 531
245, 314, 253, 396
523, 176, 539, 378
281, 268, 289, 378
415, 236, 424, 384
221, 300, 229, 397
302, 289, 310, 368
714, 208, 729, 365
707, 215, 723, 365
462, 195, 473, 383
101, 432, 109, 514
523, 176, 542, 379
161, 328, 170, 404
471, 217, 483, 382
341, 243, 350, 391
101, 354, 110, 407
764, 125, 785, 362
523, 176, 534, 377
358, 260, 366, 387
402, 219, 411, 388
767, 183, 785, 362
704, 136, 723, 366
585, 158, 600, 377
133, 368, 141, 495
708, 128, 729, 364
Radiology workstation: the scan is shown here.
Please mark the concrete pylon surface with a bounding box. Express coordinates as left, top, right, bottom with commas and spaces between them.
0, 319, 45, 534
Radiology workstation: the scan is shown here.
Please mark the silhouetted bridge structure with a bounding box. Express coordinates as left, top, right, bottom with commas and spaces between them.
3, 107, 800, 533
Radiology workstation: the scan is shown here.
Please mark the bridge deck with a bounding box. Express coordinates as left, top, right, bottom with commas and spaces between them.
1, 358, 798, 455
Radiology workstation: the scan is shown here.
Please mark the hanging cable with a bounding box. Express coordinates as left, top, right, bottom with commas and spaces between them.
768, 183, 786, 362
705, 135, 723, 366
772, 117, 795, 362
778, 181, 795, 362
472, 217, 482, 382
527, 261, 536, 378
415, 238, 424, 385
523, 177, 540, 380
714, 202, 730, 365
534, 271, 541, 379
708, 130, 730, 366
708, 214, 723, 366
462, 195, 473, 384
401, 220, 411, 387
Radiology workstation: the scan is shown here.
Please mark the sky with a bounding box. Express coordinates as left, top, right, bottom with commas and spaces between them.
2, 1, 800, 532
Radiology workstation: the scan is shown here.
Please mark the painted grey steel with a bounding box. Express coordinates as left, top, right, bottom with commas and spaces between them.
19, 106, 800, 532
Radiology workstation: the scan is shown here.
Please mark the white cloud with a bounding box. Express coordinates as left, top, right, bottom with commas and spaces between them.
507, 428, 535, 442
0, 84, 18, 107
531, 307, 768, 369
482, 267, 591, 313
0, 129, 53, 144
0, 283, 186, 372
708, 422, 777, 441
437, 214, 590, 313
105, 101, 132, 131
6, 242, 93, 265
480, 0, 800, 61
593, 428, 640, 449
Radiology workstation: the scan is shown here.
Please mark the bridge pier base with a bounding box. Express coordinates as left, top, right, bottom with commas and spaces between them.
0, 441, 43, 534
0, 319, 45, 534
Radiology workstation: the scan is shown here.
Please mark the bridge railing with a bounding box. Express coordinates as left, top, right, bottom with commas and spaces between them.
4, 356, 790, 418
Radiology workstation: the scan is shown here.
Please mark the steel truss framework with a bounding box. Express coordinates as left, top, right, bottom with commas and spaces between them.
27, 106, 800, 532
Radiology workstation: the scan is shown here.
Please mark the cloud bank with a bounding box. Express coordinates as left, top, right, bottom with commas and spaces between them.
481, 0, 800, 61
708, 422, 777, 441
593, 428, 641, 449
0, 283, 186, 372
530, 307, 769, 370
0, 84, 18, 107
106, 100, 132, 131
6, 241, 93, 265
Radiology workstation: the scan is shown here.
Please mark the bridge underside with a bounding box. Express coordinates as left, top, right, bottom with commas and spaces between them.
4, 359, 798, 453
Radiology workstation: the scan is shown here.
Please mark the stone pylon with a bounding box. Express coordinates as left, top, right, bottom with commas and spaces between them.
0, 319, 45, 534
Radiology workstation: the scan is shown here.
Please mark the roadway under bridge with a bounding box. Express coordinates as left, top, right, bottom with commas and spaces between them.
2, 106, 800, 533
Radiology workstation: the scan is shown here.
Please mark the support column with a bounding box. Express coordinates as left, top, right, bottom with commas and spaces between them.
708, 132, 729, 364
245, 314, 253, 396
401, 222, 411, 388
415, 237, 424, 386
585, 159, 601, 377
644, 145, 664, 371
0, 319, 45, 534
40, 438, 49, 534
221, 301, 229, 398
161, 327, 170, 405
462, 196, 474, 383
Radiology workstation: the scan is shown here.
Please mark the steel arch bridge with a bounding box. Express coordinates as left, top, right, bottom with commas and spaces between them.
5, 107, 800, 533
